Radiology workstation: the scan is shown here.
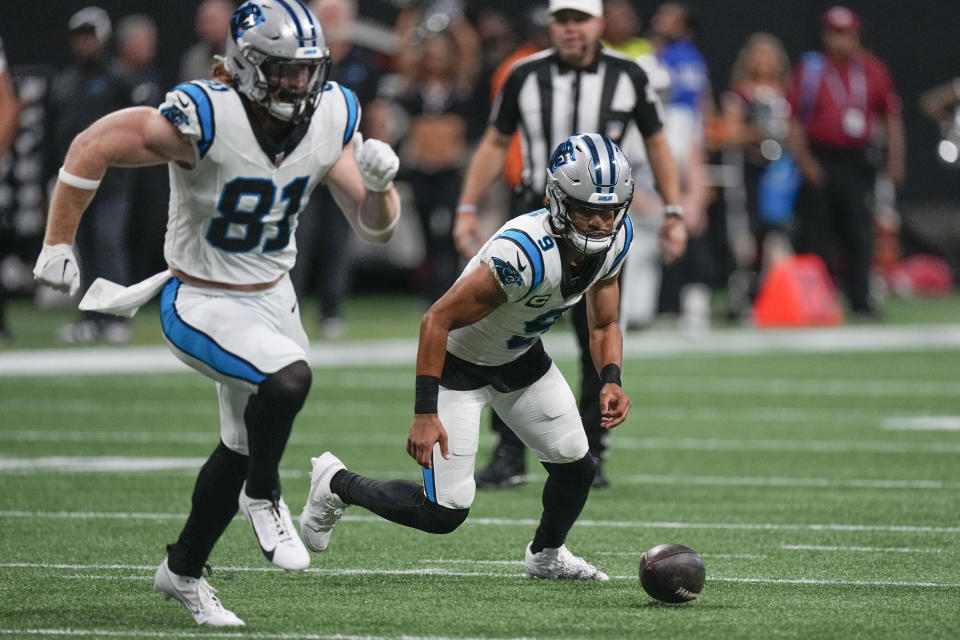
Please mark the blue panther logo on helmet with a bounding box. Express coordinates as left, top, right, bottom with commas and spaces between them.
231, 2, 264, 39
492, 257, 523, 286
550, 140, 576, 173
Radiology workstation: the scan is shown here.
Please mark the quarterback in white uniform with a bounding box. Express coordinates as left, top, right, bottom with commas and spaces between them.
33, 0, 400, 626
301, 133, 634, 580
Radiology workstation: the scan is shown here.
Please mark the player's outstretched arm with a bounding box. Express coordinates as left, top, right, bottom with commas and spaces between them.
407, 264, 507, 468
453, 127, 511, 259
326, 134, 401, 244
586, 276, 632, 429
34, 107, 193, 293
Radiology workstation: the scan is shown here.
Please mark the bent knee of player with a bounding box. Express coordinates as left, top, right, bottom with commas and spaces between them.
540, 427, 589, 464
436, 472, 476, 510
424, 502, 470, 534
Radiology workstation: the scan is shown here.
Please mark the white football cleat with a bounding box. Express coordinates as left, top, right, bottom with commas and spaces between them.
153, 558, 245, 627
524, 542, 609, 581
299, 451, 348, 552
238, 484, 310, 571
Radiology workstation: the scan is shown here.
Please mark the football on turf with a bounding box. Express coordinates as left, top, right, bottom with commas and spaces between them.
639, 543, 705, 603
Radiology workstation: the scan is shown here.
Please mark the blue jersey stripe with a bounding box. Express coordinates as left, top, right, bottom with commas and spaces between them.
497, 229, 544, 294
174, 83, 215, 159
422, 461, 437, 503
607, 215, 634, 276
339, 85, 359, 147
160, 279, 267, 385
581, 134, 603, 191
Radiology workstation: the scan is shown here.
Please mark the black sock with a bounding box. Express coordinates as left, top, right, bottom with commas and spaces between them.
243, 361, 311, 499
167, 442, 248, 577
530, 455, 596, 554
332, 470, 468, 534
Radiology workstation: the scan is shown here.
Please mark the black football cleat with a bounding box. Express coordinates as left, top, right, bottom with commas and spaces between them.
475, 442, 528, 489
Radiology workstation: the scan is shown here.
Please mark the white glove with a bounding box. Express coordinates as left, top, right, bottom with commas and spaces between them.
33, 243, 80, 296
354, 132, 399, 192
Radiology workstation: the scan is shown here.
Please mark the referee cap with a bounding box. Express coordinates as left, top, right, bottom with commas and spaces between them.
548, 0, 603, 18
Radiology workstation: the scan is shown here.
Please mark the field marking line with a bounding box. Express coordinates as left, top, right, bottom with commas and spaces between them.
1, 511, 959, 533
3, 454, 958, 491
782, 545, 943, 553
882, 416, 960, 431
2, 564, 959, 590
3, 323, 960, 377
0, 629, 550, 640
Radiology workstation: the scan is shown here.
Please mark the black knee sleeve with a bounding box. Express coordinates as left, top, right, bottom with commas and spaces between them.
243, 361, 312, 499
542, 453, 597, 488
257, 360, 312, 412
422, 500, 470, 534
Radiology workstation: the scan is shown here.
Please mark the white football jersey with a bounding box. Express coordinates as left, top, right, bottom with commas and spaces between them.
447, 209, 633, 366
158, 79, 360, 285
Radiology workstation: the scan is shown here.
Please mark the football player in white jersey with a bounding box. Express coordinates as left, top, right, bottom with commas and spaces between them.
301, 133, 635, 580
32, 0, 400, 626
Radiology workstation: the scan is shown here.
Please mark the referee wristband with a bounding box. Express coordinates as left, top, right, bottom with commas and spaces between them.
58, 166, 102, 190
664, 205, 684, 220
456, 204, 477, 216
414, 375, 440, 415
599, 364, 622, 387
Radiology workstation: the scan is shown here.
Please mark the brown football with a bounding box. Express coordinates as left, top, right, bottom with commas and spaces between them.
640, 543, 706, 603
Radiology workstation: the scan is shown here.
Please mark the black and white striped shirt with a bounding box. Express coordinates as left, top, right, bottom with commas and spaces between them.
491, 46, 664, 198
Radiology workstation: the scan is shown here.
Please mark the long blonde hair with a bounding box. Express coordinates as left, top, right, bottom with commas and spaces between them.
729, 32, 790, 88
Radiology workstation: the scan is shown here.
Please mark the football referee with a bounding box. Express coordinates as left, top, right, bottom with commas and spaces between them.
454, 0, 686, 489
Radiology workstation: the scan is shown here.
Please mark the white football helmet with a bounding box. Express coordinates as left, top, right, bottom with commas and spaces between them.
545, 133, 634, 255
223, 1, 332, 123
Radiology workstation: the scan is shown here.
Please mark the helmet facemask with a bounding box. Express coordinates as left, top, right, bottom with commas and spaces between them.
224, 1, 332, 124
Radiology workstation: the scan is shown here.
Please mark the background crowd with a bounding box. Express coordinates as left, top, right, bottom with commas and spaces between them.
1, 0, 959, 345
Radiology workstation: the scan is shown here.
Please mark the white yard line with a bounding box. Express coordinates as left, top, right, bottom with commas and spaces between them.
4, 429, 960, 455
1, 563, 958, 590
782, 544, 943, 553
882, 416, 960, 431
3, 324, 960, 377
3, 454, 956, 492
1, 510, 958, 534
0, 629, 540, 640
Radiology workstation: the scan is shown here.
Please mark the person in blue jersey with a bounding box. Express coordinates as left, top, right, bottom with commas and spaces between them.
32, 0, 401, 626
301, 133, 647, 580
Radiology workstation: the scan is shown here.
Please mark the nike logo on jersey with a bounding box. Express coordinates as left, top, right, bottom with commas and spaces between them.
177, 95, 189, 109
516, 252, 527, 272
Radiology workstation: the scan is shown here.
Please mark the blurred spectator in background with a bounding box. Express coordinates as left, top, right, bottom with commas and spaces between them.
721, 33, 796, 319
46, 6, 134, 344
649, 1, 711, 324
919, 77, 960, 168
788, 6, 905, 319
601, 0, 653, 59
113, 14, 169, 283
0, 35, 22, 344
394, 29, 477, 302
486, 4, 550, 229
178, 0, 233, 83
453, 0, 685, 490
292, 0, 386, 338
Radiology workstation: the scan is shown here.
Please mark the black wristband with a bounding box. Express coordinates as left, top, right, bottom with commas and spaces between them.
414, 375, 440, 414
599, 364, 622, 387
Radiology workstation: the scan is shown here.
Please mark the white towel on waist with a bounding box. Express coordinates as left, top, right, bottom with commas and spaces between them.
79, 270, 173, 318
